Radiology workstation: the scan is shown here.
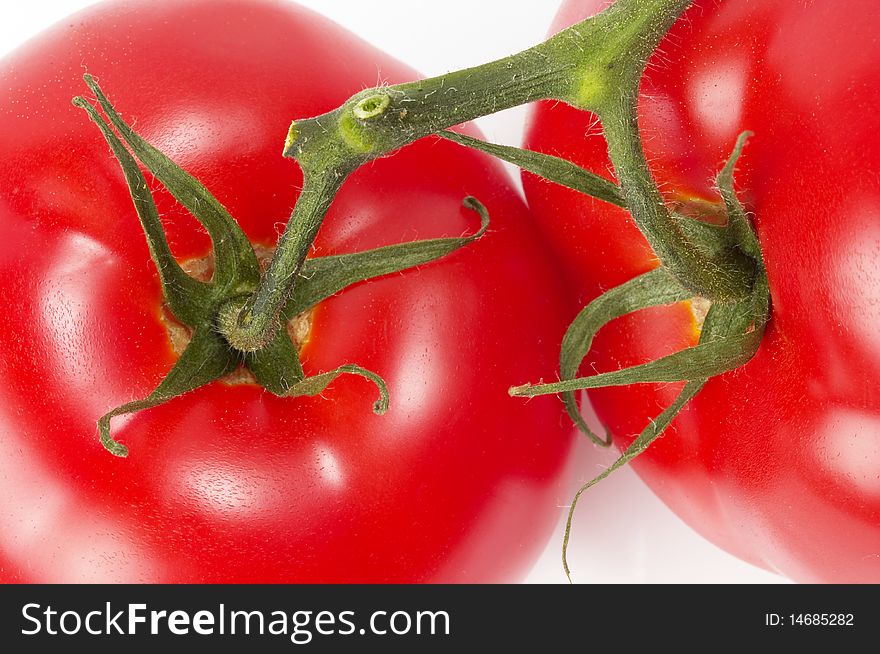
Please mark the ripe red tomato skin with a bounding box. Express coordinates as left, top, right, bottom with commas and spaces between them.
525, 0, 880, 582
0, 0, 573, 583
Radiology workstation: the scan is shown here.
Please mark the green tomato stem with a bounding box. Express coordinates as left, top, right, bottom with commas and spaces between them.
218, 171, 346, 351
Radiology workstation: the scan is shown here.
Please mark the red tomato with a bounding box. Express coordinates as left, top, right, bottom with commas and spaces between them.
0, 0, 573, 583
524, 0, 880, 583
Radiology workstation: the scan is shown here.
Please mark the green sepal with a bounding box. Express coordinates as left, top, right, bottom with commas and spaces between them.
718, 131, 763, 263
245, 327, 306, 395
561, 377, 705, 581
72, 97, 212, 326
439, 130, 625, 208
283, 196, 490, 318
81, 75, 261, 294
283, 364, 390, 415
246, 317, 389, 414
549, 130, 772, 581
98, 326, 240, 457
511, 320, 763, 396
557, 267, 690, 445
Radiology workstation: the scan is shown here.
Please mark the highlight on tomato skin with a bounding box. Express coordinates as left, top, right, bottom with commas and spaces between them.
0, 0, 576, 583
523, 0, 880, 584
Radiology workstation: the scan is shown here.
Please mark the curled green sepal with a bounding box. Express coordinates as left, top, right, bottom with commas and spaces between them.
561, 378, 705, 582
283, 364, 390, 415
558, 289, 767, 581
98, 327, 239, 457
510, 319, 763, 396
557, 267, 690, 445
79, 74, 260, 294
504, 129, 770, 579
71, 96, 212, 326
246, 329, 388, 414
718, 131, 763, 263
256, 196, 490, 413
284, 196, 490, 318
75, 76, 493, 456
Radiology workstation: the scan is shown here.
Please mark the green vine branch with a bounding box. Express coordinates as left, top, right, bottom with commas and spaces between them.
218, 0, 759, 353
75, 0, 771, 583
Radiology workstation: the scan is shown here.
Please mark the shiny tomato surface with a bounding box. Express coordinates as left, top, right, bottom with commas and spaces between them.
524, 0, 880, 583
0, 0, 572, 582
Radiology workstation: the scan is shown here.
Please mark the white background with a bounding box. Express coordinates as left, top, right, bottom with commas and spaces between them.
0, 0, 786, 584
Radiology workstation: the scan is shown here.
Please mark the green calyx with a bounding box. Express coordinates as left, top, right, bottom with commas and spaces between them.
74, 75, 490, 457
500, 131, 769, 581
